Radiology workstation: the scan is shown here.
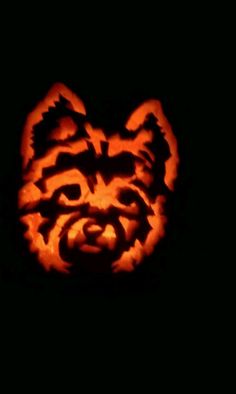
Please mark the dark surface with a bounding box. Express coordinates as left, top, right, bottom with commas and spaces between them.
0, 31, 203, 322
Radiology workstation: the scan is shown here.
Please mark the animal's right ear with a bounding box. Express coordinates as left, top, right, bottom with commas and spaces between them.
21, 83, 86, 170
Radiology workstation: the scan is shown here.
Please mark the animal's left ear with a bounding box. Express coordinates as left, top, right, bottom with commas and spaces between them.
126, 99, 168, 132
21, 83, 86, 170
125, 100, 179, 191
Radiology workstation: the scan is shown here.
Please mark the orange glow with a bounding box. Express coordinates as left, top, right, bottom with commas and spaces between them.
19, 83, 179, 274
21, 83, 86, 170
126, 100, 179, 191
47, 116, 78, 141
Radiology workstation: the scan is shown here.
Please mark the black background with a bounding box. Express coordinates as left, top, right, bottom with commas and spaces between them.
0, 6, 229, 387
0, 18, 204, 325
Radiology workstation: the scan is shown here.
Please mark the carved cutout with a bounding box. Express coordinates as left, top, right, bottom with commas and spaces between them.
19, 83, 179, 274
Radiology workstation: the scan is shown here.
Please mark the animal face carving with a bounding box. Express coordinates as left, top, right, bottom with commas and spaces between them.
18, 83, 179, 274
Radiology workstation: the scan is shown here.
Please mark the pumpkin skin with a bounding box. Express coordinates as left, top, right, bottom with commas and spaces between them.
18, 83, 179, 274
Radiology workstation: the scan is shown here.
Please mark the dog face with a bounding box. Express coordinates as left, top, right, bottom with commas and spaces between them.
18, 83, 179, 274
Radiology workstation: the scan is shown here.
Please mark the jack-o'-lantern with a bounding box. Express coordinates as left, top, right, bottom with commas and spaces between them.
18, 83, 179, 274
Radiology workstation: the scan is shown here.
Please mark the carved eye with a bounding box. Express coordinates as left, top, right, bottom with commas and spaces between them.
118, 189, 139, 206
59, 184, 81, 200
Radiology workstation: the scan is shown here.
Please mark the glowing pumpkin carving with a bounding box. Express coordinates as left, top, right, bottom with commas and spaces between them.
18, 83, 179, 274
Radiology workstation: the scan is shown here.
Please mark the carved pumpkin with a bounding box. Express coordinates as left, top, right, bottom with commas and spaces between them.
18, 83, 179, 274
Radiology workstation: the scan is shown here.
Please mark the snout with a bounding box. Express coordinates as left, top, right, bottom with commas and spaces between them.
57, 181, 151, 271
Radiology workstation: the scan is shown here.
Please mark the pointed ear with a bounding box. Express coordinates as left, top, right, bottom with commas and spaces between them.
21, 83, 86, 169
125, 99, 179, 191
125, 99, 164, 132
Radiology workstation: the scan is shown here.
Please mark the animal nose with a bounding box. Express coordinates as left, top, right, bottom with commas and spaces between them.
83, 222, 104, 238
